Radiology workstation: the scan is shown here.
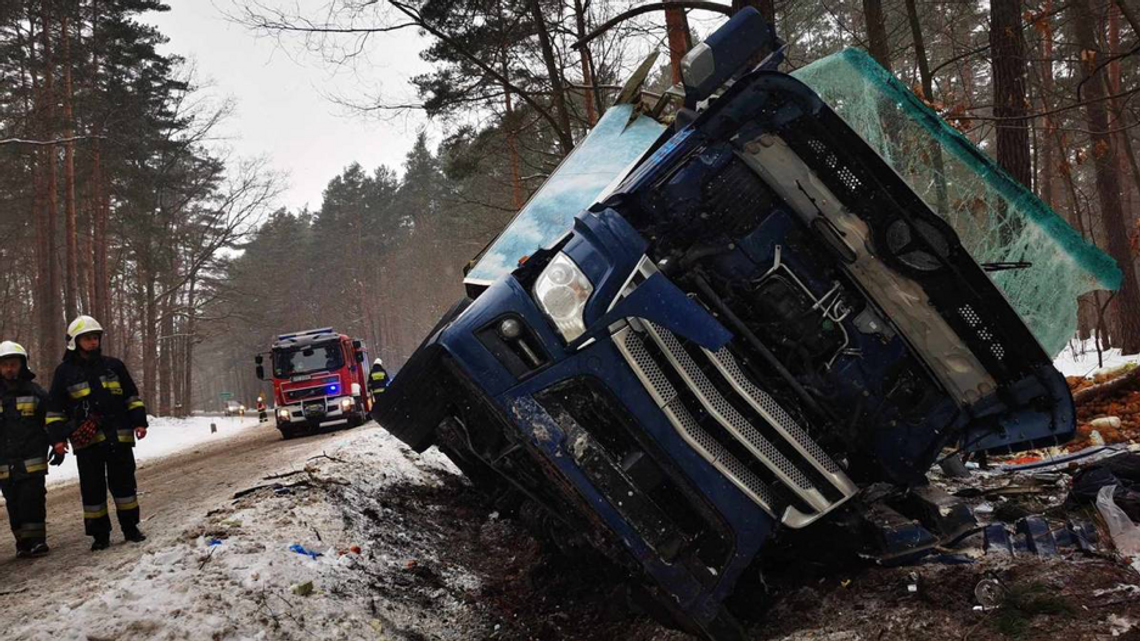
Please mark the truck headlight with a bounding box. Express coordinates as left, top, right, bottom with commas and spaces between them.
340, 397, 354, 412
534, 253, 594, 341
276, 408, 290, 422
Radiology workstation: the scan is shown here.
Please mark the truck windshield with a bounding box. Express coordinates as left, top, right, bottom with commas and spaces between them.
273, 343, 343, 377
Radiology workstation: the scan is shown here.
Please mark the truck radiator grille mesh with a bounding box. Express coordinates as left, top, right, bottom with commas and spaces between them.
614, 325, 782, 516
614, 320, 857, 528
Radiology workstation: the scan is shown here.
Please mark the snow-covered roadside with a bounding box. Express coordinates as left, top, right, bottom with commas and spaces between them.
45, 415, 264, 486
7, 426, 476, 641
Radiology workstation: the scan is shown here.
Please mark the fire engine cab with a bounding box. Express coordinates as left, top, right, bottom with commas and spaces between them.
255, 327, 370, 439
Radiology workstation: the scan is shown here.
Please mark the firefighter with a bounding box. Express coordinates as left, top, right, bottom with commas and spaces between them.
256, 395, 267, 423
368, 358, 388, 399
47, 316, 148, 551
0, 341, 59, 558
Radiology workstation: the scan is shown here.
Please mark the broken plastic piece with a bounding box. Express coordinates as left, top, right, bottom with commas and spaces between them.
289, 543, 322, 560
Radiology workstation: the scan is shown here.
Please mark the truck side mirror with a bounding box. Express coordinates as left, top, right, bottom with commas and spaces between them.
353, 339, 364, 350
355, 351, 365, 363
255, 365, 265, 380
681, 7, 777, 109
255, 355, 263, 365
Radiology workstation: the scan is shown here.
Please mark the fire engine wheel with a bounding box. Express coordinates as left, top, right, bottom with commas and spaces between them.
279, 425, 299, 440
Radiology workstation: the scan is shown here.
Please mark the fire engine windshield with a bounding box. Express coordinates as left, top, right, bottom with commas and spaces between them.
273, 342, 344, 378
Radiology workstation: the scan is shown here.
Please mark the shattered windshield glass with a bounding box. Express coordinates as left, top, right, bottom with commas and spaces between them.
464, 104, 666, 285
273, 343, 343, 377
791, 48, 1120, 356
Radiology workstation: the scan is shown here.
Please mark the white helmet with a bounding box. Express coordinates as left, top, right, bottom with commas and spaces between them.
67, 315, 104, 351
0, 340, 28, 361
373, 358, 384, 367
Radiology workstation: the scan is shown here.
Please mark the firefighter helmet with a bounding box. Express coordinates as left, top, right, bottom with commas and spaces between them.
0, 340, 28, 362
373, 358, 383, 367
67, 315, 104, 351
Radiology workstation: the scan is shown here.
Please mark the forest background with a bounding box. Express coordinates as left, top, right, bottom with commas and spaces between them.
1, 0, 1136, 412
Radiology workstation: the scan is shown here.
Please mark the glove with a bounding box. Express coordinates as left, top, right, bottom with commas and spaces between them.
49, 442, 67, 466
135, 426, 147, 440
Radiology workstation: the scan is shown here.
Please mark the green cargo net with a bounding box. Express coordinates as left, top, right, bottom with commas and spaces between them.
791, 48, 1120, 357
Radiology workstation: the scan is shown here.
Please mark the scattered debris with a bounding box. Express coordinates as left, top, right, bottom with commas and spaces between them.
289, 543, 323, 560
290, 580, 314, 597
1096, 485, 1140, 571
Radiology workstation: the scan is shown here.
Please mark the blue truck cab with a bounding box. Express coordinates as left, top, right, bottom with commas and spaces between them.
374, 10, 1086, 639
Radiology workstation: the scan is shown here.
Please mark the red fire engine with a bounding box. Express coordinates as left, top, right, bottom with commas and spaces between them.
255, 327, 370, 439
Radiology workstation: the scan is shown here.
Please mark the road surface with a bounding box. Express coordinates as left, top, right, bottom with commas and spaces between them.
0, 420, 346, 613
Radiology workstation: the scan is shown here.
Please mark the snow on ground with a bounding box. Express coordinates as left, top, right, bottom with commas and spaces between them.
45, 414, 264, 486
1053, 338, 1140, 378
7, 425, 475, 641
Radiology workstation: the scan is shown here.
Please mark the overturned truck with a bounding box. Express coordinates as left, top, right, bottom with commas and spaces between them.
374, 10, 1119, 640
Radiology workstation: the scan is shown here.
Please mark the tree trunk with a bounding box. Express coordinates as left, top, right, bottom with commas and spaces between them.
92, 140, 111, 334
903, 0, 948, 213
990, 0, 1032, 188
158, 293, 173, 416
39, 6, 63, 358
733, 0, 775, 25
143, 272, 158, 406
1036, 0, 1058, 209
61, 10, 78, 320
571, 0, 597, 126
525, 0, 574, 154
1073, 0, 1140, 352
664, 0, 694, 84
862, 0, 892, 72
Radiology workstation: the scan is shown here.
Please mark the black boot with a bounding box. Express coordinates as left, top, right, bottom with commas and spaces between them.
123, 526, 146, 543
15, 541, 31, 559
27, 542, 49, 557
91, 534, 111, 551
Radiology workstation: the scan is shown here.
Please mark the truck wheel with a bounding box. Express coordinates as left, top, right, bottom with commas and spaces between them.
279, 425, 297, 440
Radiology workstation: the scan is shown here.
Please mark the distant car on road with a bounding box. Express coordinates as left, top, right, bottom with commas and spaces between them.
223, 400, 245, 417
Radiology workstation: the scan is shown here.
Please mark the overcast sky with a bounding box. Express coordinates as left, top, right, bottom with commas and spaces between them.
147, 2, 433, 213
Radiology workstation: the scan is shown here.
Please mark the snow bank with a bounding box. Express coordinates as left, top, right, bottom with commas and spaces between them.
1053, 338, 1140, 378
46, 415, 264, 486
8, 426, 473, 641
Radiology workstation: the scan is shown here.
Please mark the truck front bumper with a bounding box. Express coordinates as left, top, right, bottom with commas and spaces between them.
276, 395, 364, 431
383, 276, 783, 638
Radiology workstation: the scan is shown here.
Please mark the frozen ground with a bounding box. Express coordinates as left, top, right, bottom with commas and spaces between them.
2, 424, 679, 641
44, 414, 264, 486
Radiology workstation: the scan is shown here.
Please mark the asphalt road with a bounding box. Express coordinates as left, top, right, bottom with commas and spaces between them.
0, 420, 348, 611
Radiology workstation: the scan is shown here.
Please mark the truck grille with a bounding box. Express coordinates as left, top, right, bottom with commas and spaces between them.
285, 384, 336, 402
613, 320, 858, 528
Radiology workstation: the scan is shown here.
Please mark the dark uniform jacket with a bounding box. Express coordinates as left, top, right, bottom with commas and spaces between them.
47, 351, 148, 451
368, 363, 389, 395
0, 367, 50, 481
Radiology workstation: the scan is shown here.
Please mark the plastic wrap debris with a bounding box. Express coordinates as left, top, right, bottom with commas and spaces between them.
792, 49, 1120, 356
1096, 485, 1140, 571
1067, 453, 1140, 521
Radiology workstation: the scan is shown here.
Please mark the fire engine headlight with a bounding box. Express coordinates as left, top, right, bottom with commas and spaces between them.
340, 397, 354, 412
276, 408, 290, 422
534, 253, 593, 342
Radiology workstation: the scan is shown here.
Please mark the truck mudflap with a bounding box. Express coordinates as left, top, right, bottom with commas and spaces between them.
371, 297, 472, 452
